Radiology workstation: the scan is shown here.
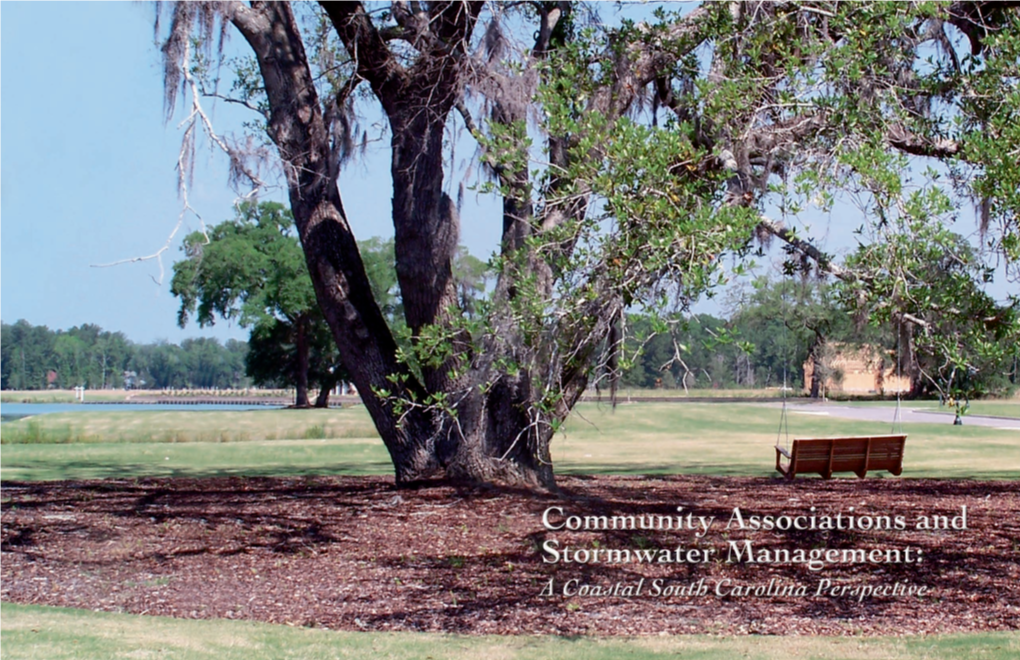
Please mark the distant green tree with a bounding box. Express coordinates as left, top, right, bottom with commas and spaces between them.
358, 237, 401, 325
224, 339, 251, 387
1, 319, 259, 392
89, 329, 134, 389
171, 201, 332, 406
679, 315, 737, 390
1, 320, 56, 390
620, 313, 742, 391
619, 315, 678, 390
452, 247, 489, 317
181, 337, 246, 389
134, 341, 189, 389
245, 317, 345, 405
52, 334, 89, 388
728, 275, 860, 395
56, 324, 135, 389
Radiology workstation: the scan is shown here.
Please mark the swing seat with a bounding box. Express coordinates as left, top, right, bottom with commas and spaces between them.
775, 435, 907, 480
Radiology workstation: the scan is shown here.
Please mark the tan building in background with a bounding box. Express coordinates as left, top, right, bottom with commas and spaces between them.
803, 344, 911, 396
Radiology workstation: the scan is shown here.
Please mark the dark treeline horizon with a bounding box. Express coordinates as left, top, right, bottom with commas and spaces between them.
6, 269, 1016, 396
1, 319, 249, 391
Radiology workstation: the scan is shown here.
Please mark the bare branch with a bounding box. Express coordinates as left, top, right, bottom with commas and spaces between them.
454, 98, 481, 136
202, 90, 268, 117
897, 311, 932, 329
91, 120, 209, 285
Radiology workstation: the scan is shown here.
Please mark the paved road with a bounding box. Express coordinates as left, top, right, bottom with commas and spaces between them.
776, 403, 1020, 430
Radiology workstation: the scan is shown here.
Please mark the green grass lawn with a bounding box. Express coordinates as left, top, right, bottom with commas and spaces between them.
2, 402, 1018, 481
0, 407, 377, 444
846, 399, 1020, 419
2, 603, 1017, 660
911, 400, 1020, 419
556, 402, 1020, 479
608, 387, 789, 399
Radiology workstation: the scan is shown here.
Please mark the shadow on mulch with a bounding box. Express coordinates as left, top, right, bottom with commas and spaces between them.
2, 475, 1018, 636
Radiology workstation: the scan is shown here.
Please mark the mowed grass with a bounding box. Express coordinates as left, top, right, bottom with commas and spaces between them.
845, 399, 1020, 419
554, 402, 1020, 479
909, 400, 1020, 419
1, 402, 1018, 481
0, 408, 389, 481
2, 603, 1018, 660
0, 407, 377, 444
0, 437, 394, 481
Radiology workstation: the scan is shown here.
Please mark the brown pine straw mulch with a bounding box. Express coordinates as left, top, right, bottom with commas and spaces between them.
2, 475, 1018, 636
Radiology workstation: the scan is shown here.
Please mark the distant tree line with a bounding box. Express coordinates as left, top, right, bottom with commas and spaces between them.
5, 278, 1015, 399
617, 276, 1018, 399
616, 277, 853, 392
1, 320, 248, 391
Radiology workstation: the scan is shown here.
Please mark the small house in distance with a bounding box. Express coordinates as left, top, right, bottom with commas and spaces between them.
803, 343, 910, 396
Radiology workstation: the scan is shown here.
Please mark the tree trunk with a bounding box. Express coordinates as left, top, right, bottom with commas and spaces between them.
434, 371, 572, 489
229, 2, 560, 489
313, 367, 341, 408
807, 335, 824, 399
294, 317, 310, 408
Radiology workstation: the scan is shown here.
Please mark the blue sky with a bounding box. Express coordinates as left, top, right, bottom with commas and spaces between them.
2, 2, 252, 342
2, 2, 1006, 346
0, 1, 510, 344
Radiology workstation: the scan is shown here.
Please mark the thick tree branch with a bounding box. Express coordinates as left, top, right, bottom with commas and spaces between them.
322, 1, 408, 115
430, 1, 485, 47
454, 98, 481, 137
222, 1, 268, 44
886, 124, 962, 158
533, 1, 570, 56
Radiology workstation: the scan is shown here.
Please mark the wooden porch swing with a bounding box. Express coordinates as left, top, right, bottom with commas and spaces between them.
775, 434, 907, 480
770, 265, 907, 480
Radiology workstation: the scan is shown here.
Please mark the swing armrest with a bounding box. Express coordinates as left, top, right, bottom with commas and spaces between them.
775, 444, 792, 479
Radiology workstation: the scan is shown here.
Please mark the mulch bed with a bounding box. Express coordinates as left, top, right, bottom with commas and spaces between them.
2, 475, 1018, 636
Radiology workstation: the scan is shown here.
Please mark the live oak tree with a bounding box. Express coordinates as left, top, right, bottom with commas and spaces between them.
158, 1, 1020, 489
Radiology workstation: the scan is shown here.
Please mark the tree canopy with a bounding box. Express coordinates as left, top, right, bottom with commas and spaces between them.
157, 1, 1020, 488
171, 201, 335, 406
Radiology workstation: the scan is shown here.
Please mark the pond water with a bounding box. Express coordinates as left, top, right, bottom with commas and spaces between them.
0, 402, 283, 422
